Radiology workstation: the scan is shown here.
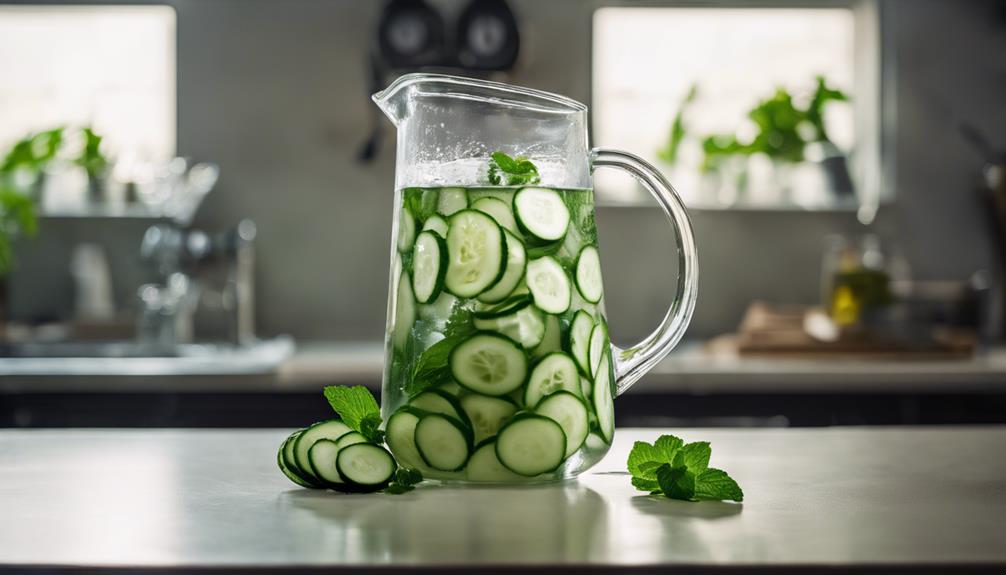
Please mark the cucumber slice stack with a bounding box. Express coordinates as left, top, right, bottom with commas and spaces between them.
383, 185, 618, 482
276, 419, 398, 492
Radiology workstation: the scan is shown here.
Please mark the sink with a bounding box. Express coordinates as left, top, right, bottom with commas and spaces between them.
0, 337, 296, 376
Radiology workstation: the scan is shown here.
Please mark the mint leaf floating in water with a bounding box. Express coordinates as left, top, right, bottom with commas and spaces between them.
323, 385, 383, 443
628, 434, 743, 502
487, 151, 541, 186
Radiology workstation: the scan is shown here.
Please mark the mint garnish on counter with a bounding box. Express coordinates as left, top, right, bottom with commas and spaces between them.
487, 151, 541, 186
323, 385, 384, 444
628, 434, 743, 502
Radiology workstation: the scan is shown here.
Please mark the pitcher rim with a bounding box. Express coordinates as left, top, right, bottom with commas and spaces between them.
372, 72, 588, 115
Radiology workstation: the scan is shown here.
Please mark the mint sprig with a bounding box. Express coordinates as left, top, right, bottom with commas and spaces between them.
384, 467, 424, 494
628, 434, 743, 502
323, 385, 384, 443
487, 151, 541, 186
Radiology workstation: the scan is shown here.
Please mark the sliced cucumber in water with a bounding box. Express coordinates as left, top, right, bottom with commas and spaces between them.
526, 256, 571, 314
588, 321, 609, 378
592, 353, 615, 443
466, 440, 525, 482
535, 391, 589, 458
336, 443, 397, 491
308, 438, 345, 485
460, 393, 518, 444
514, 187, 570, 242
532, 314, 562, 359
574, 246, 604, 304
495, 414, 567, 477
473, 304, 546, 349
569, 310, 594, 375
474, 293, 531, 319
415, 413, 473, 471
450, 332, 528, 396
477, 230, 527, 304
412, 231, 448, 304
445, 210, 507, 297
394, 272, 416, 350
438, 188, 469, 216
386, 408, 428, 471
422, 214, 449, 237
397, 206, 416, 253
294, 419, 351, 482
579, 375, 592, 399
409, 388, 472, 429
472, 196, 519, 234
524, 352, 581, 408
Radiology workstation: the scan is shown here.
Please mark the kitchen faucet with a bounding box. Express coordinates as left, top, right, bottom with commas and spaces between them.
138, 219, 258, 348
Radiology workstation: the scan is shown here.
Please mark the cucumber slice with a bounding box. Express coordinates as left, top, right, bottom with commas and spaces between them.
336, 443, 397, 491
495, 414, 567, 476
418, 291, 458, 322
386, 408, 428, 471
585, 432, 607, 451
450, 332, 528, 396
580, 375, 592, 399
514, 187, 570, 242
278, 433, 316, 488
409, 389, 472, 429
283, 429, 310, 479
472, 196, 519, 234
422, 214, 449, 237
535, 391, 589, 458
394, 272, 417, 351
440, 381, 463, 396
414, 413, 473, 471
294, 419, 351, 482
307, 438, 346, 485
459, 393, 518, 444
524, 352, 581, 407
569, 310, 594, 375
588, 321, 609, 378
592, 353, 615, 443
438, 187, 468, 216
532, 314, 562, 359
474, 293, 531, 319
335, 431, 368, 450
526, 256, 571, 314
445, 210, 507, 297
574, 246, 604, 304
477, 230, 527, 304
397, 206, 416, 252
412, 231, 448, 304
473, 304, 546, 349
466, 440, 525, 482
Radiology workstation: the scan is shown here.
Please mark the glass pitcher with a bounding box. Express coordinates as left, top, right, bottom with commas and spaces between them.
374, 73, 697, 483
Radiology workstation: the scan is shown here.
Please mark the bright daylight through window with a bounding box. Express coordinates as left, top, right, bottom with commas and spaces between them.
593, 7, 862, 209
0, 6, 176, 212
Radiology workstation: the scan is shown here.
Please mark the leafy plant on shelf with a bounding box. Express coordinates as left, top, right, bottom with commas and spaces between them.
700, 76, 849, 172
0, 126, 112, 275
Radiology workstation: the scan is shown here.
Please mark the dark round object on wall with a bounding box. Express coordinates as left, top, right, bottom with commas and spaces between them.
456, 0, 520, 71
377, 0, 446, 69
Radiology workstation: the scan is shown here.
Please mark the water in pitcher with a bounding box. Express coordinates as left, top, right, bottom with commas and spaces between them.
382, 184, 615, 482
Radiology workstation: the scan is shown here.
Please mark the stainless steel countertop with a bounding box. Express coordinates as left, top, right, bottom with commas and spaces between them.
1, 427, 1004, 573
4, 341, 1006, 394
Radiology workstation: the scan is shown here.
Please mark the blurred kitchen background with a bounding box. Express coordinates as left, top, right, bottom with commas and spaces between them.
1, 0, 1004, 428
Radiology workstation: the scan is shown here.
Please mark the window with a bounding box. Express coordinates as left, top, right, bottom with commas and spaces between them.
0, 5, 176, 161
593, 5, 879, 210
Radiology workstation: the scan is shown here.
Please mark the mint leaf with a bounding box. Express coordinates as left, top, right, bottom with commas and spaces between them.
385, 467, 424, 495
628, 434, 742, 503
627, 435, 684, 477
408, 334, 469, 395
679, 442, 711, 473
656, 463, 695, 500
323, 385, 381, 441
487, 151, 541, 186
694, 468, 744, 502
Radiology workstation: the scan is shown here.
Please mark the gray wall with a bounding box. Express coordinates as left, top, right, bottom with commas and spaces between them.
9, 0, 1006, 345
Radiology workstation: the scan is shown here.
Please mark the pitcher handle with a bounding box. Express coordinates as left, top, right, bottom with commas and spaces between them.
589, 148, 699, 396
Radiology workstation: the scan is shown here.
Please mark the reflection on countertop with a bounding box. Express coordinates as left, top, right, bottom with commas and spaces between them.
4, 339, 1006, 394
